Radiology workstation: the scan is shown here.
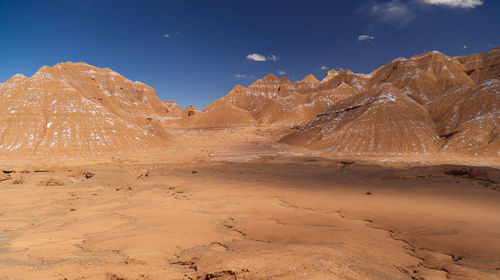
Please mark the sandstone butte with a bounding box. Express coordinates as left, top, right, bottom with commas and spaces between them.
0, 47, 498, 159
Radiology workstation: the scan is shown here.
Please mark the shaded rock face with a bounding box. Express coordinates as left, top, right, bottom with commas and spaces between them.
0, 171, 9, 181
427, 79, 500, 156
456, 47, 500, 84
367, 51, 476, 102
281, 85, 443, 155
0, 62, 181, 158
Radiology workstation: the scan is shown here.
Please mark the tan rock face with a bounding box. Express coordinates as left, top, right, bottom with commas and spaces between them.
368, 51, 475, 102
281, 84, 442, 155
457, 47, 500, 83
428, 79, 500, 156
201, 47, 496, 157
317, 69, 370, 92
186, 73, 359, 128
300, 74, 320, 85
179, 74, 319, 128
223, 74, 307, 120
0, 62, 180, 158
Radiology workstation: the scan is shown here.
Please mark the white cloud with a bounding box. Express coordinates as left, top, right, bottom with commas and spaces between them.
246, 53, 280, 62
277, 70, 286, 75
361, 0, 481, 29
235, 74, 246, 78
368, 0, 415, 26
246, 53, 267, 62
164, 34, 171, 38
268, 54, 280, 61
463, 45, 468, 49
320, 66, 328, 70
421, 0, 483, 8
358, 34, 375, 41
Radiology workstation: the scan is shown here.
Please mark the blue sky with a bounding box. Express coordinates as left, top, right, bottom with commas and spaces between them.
1, 0, 499, 109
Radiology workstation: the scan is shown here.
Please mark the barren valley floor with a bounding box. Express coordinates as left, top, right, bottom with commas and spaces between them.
0, 128, 499, 280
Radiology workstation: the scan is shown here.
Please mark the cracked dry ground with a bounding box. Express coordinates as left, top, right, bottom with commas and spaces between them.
0, 160, 499, 280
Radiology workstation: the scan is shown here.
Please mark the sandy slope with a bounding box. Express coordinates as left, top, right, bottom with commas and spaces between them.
0, 128, 499, 280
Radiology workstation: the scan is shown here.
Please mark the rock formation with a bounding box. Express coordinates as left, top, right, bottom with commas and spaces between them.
428, 79, 499, 156
0, 62, 180, 158
281, 84, 442, 155
279, 47, 499, 157
1, 47, 498, 159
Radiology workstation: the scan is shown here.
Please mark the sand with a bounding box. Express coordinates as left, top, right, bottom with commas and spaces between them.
0, 127, 499, 280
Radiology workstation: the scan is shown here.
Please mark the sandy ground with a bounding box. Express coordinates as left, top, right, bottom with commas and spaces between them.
0, 127, 499, 280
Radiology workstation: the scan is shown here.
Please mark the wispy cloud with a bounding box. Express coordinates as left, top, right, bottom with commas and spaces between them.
234, 74, 246, 78
268, 54, 280, 61
358, 34, 375, 41
421, 0, 483, 8
360, 0, 483, 29
246, 53, 280, 62
372, 0, 415, 26
164, 34, 171, 38
277, 70, 286, 75
360, 0, 416, 27
320, 66, 329, 70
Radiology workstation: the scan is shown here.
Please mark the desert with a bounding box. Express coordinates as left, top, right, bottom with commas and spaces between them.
0, 128, 499, 280
1, 1, 500, 279
1, 47, 499, 280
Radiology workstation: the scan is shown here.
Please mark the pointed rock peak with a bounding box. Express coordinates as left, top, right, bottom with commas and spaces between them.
490, 47, 500, 53
54, 62, 117, 75
410, 50, 451, 61
56, 61, 89, 67
262, 73, 279, 81
372, 89, 403, 104
6, 74, 28, 83
279, 76, 290, 83
230, 84, 247, 92
390, 57, 407, 64
371, 84, 418, 104
326, 69, 341, 75
30, 66, 57, 80
320, 69, 341, 82
301, 74, 319, 84
37, 65, 52, 72
185, 105, 199, 112
337, 82, 354, 90
12, 73, 27, 79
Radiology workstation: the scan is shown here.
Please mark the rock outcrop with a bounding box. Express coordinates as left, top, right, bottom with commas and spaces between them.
281, 84, 442, 155
0, 62, 179, 158
278, 47, 499, 157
